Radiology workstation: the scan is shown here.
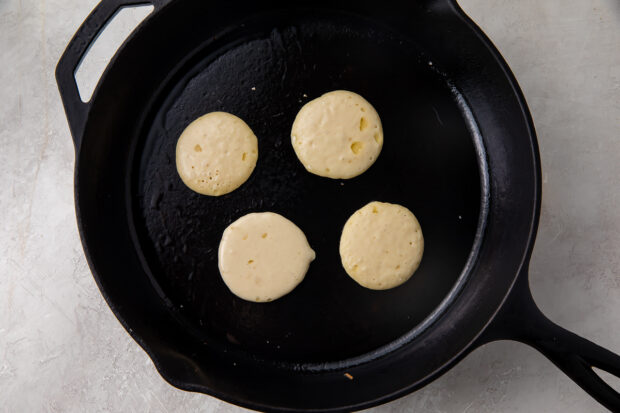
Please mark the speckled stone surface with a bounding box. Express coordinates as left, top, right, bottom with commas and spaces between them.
1, 1, 619, 411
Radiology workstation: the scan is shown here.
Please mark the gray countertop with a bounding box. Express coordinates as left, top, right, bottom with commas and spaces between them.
1, 0, 619, 411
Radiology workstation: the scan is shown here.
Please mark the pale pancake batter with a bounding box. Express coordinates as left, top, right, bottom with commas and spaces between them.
291, 90, 383, 179
176, 112, 258, 196
218, 212, 316, 302
339, 201, 424, 290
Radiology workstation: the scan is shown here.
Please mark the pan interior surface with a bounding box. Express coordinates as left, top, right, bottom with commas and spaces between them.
132, 11, 484, 367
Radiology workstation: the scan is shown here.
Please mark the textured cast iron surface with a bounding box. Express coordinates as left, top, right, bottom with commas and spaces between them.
134, 15, 481, 364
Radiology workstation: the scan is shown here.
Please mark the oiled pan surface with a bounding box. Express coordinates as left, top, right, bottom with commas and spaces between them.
134, 13, 481, 365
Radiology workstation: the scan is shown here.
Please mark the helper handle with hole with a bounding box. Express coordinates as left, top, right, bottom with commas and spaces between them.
476, 269, 620, 411
56, 0, 169, 148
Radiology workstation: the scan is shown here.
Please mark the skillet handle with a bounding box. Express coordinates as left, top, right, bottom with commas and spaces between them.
55, 0, 169, 148
478, 270, 620, 411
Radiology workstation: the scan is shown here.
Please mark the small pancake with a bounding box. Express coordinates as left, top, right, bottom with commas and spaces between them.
291, 90, 383, 179
218, 212, 316, 302
339, 201, 424, 290
176, 111, 258, 196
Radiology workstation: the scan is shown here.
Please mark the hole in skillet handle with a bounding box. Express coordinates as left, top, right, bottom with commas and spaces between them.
594, 368, 620, 394
55, 0, 167, 149
74, 5, 154, 102
476, 269, 620, 411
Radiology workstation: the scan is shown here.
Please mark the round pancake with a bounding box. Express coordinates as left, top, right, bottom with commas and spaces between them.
339, 201, 424, 290
291, 90, 383, 179
218, 212, 316, 302
176, 111, 258, 196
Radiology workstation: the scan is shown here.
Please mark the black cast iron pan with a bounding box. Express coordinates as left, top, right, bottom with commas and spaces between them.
56, 0, 620, 411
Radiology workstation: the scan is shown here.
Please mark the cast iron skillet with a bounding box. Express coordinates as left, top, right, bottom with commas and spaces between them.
57, 0, 620, 411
